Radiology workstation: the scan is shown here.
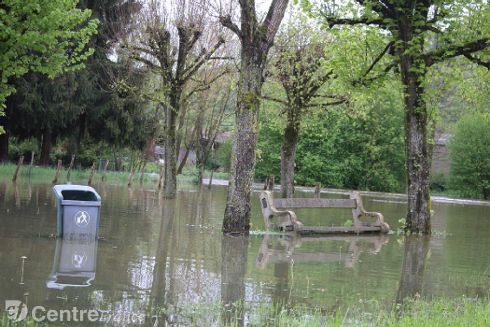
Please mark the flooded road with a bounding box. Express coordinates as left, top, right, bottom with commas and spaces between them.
0, 182, 489, 325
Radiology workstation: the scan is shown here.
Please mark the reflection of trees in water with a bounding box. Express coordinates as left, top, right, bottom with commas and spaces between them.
221, 235, 248, 327
396, 235, 430, 306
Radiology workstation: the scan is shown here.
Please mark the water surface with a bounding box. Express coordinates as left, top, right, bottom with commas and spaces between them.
0, 182, 489, 325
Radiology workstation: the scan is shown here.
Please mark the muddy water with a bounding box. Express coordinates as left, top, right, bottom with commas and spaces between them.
0, 182, 489, 325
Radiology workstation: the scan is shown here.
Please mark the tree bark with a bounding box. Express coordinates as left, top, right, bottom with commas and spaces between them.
398, 22, 431, 234
163, 94, 179, 198
280, 119, 300, 198
223, 60, 263, 234
0, 131, 9, 162
39, 130, 52, 166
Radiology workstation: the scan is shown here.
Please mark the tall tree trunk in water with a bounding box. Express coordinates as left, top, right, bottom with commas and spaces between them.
221, 0, 289, 234
280, 115, 300, 198
39, 130, 52, 166
0, 132, 9, 162
223, 60, 262, 233
398, 22, 431, 234
163, 92, 180, 199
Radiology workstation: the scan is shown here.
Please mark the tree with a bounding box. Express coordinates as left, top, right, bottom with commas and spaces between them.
129, 0, 225, 198
219, 0, 290, 234
449, 113, 490, 200
316, 0, 490, 234
264, 18, 345, 198
0, 0, 98, 119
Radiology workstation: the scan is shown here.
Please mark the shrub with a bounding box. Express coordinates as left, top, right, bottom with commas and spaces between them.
449, 113, 490, 199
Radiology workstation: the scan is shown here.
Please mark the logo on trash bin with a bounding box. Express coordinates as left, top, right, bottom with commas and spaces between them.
72, 251, 88, 268
74, 211, 90, 227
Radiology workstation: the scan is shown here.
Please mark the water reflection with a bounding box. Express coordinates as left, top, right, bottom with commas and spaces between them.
396, 235, 430, 304
221, 235, 248, 327
256, 234, 389, 269
47, 239, 98, 289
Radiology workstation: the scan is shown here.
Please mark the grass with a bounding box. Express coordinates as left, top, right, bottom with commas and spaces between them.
0, 163, 224, 187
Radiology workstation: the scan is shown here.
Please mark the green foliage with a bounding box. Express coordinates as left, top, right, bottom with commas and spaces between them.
0, 0, 98, 111
449, 113, 490, 199
257, 80, 406, 192
214, 139, 234, 172
8, 138, 39, 161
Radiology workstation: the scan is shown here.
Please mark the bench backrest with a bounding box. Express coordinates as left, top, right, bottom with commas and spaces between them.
273, 198, 357, 209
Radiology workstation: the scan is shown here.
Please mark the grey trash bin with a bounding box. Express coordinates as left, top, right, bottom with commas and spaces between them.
52, 185, 101, 240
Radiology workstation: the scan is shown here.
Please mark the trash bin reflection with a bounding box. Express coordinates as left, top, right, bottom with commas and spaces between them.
46, 238, 98, 290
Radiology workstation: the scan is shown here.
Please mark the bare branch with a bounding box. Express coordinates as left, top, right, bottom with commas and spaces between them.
307, 99, 347, 108
219, 15, 242, 39
181, 37, 225, 82
261, 0, 290, 44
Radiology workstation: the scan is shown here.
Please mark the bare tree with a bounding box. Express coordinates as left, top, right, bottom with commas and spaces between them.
219, 0, 290, 234
264, 22, 346, 198
128, 0, 225, 198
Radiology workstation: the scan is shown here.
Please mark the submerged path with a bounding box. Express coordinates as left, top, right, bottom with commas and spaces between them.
201, 178, 490, 207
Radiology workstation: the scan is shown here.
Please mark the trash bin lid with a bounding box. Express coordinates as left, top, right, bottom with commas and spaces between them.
53, 185, 101, 202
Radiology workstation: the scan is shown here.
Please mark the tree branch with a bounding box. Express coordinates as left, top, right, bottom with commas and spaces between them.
360, 41, 394, 81
463, 53, 490, 69
321, 15, 387, 29
219, 15, 242, 39
261, 0, 289, 44
425, 38, 490, 66
261, 94, 289, 106
181, 38, 225, 83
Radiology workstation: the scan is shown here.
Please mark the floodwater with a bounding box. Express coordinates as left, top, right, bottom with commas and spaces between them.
0, 182, 489, 326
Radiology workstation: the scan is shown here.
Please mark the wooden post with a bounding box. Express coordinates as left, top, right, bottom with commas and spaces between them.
263, 177, 269, 190
208, 169, 215, 189
315, 183, 321, 198
66, 155, 75, 182
157, 166, 164, 190
139, 160, 147, 184
267, 175, 275, 191
101, 160, 110, 182
52, 159, 62, 184
28, 152, 35, 179
88, 160, 96, 186
12, 156, 24, 182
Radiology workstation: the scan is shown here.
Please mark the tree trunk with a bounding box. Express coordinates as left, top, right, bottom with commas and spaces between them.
223, 59, 263, 234
176, 147, 190, 175
39, 130, 52, 166
163, 95, 179, 199
399, 23, 431, 234
280, 119, 299, 198
0, 131, 9, 162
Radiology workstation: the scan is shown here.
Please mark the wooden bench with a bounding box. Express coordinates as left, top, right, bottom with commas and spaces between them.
259, 191, 390, 234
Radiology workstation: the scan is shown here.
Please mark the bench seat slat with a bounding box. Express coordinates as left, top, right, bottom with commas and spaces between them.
273, 198, 356, 209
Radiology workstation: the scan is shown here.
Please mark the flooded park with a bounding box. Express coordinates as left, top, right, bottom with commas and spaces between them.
0, 181, 489, 326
